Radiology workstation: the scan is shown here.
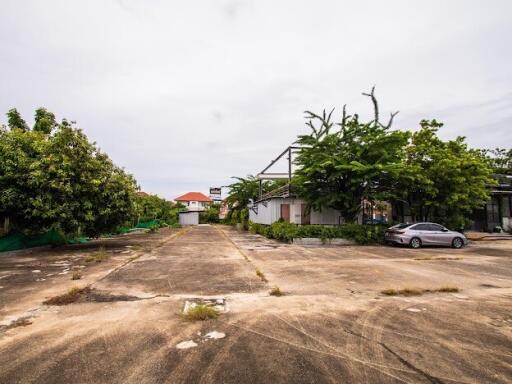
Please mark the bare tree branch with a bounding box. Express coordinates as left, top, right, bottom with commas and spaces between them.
304, 108, 334, 139
337, 104, 352, 135
362, 85, 379, 126
385, 111, 399, 129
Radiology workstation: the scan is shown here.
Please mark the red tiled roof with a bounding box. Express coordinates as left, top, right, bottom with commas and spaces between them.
174, 192, 212, 202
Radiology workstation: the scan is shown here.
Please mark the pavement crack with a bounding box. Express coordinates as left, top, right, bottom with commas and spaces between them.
378, 343, 445, 384
340, 324, 446, 383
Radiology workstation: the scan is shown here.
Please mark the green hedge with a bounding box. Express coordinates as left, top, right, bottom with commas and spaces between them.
248, 221, 387, 244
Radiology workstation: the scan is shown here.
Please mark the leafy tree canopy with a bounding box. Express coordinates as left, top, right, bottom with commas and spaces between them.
400, 120, 495, 227
134, 193, 180, 224
0, 109, 138, 236
292, 88, 497, 228
33, 107, 57, 134
483, 148, 512, 175
6, 108, 29, 131
293, 88, 410, 222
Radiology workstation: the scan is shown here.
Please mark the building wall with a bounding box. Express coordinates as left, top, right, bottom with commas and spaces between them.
249, 198, 344, 225
310, 208, 342, 225
249, 199, 283, 225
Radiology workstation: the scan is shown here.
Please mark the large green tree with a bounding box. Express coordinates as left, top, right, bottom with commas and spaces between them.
294, 89, 409, 222
0, 110, 138, 236
399, 120, 494, 227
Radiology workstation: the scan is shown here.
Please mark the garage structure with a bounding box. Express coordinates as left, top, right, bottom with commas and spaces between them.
179, 211, 199, 226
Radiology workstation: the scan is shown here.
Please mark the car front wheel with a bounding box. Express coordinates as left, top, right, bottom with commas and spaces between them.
409, 237, 422, 249
452, 237, 464, 249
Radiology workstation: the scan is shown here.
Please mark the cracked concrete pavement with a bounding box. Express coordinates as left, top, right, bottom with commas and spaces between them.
0, 224, 511, 383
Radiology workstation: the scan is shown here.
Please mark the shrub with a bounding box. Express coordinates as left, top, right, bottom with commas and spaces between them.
239, 208, 249, 229
248, 221, 387, 244
230, 210, 239, 226
199, 205, 220, 224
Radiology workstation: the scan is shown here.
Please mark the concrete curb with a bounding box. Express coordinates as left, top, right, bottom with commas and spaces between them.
292, 238, 357, 246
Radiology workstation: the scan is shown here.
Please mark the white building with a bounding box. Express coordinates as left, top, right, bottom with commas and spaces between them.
248, 185, 346, 225
248, 146, 357, 225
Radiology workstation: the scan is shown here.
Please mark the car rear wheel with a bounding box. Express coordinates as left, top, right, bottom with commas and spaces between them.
409, 237, 422, 249
452, 237, 464, 249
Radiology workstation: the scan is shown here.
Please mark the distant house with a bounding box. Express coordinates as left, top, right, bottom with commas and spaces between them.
175, 192, 212, 212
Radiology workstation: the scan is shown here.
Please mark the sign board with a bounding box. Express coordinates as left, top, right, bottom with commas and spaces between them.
209, 187, 222, 202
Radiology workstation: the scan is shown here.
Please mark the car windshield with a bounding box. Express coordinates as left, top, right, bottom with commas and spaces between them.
390, 223, 412, 229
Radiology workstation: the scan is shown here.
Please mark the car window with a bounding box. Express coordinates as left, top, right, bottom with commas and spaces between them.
411, 224, 429, 230
428, 224, 445, 231
392, 223, 412, 229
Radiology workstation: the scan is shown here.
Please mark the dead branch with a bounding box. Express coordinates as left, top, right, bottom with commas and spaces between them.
362, 85, 379, 126
385, 111, 399, 129
304, 108, 335, 139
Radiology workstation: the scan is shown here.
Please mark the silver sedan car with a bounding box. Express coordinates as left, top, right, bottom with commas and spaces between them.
384, 222, 468, 249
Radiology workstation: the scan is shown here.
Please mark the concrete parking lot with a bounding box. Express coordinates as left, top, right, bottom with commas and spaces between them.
0, 225, 511, 383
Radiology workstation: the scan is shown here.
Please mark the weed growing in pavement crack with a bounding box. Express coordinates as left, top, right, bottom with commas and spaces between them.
43, 287, 88, 305
184, 304, 219, 321
85, 246, 110, 263
269, 286, 283, 296
255, 268, 268, 282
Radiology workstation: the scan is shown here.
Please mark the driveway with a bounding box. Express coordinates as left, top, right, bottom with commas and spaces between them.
0, 225, 511, 383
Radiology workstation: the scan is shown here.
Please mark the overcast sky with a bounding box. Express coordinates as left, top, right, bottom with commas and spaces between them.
1, 0, 511, 200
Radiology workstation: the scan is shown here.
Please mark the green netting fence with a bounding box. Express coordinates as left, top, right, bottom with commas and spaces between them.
135, 219, 160, 229
0, 229, 67, 253
0, 220, 168, 253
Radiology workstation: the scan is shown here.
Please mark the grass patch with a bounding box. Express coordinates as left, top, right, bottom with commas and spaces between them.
43, 287, 88, 305
71, 271, 82, 280
382, 288, 423, 296
436, 286, 460, 293
184, 304, 219, 321
255, 268, 268, 282
269, 286, 284, 296
381, 286, 460, 296
85, 247, 110, 263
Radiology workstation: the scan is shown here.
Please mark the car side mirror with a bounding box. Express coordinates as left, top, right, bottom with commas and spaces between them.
442, 228, 449, 232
